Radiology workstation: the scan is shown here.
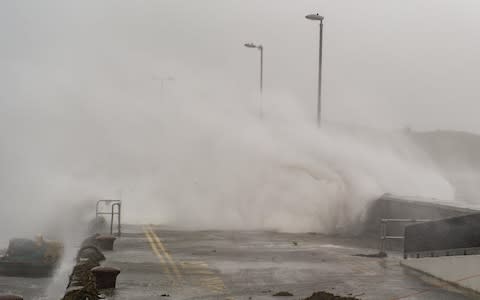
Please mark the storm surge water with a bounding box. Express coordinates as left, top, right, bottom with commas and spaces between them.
0, 68, 454, 238
120, 87, 454, 233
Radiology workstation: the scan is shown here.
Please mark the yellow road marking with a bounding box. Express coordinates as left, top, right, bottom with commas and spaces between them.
143, 226, 173, 280
145, 227, 234, 299
182, 260, 231, 296
148, 226, 182, 280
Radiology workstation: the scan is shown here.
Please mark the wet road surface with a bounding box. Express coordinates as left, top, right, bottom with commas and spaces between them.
105, 225, 476, 300
0, 225, 477, 299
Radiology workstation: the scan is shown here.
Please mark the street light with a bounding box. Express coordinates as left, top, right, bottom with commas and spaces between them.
244, 42, 263, 94
160, 76, 175, 99
305, 13, 324, 127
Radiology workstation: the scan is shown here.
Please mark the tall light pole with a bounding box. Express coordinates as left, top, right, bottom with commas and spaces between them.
306, 13, 324, 127
244, 42, 263, 117
244, 42, 263, 94
160, 76, 175, 99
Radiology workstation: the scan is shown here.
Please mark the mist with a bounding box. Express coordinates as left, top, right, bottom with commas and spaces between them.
0, 65, 454, 238
3, 0, 479, 243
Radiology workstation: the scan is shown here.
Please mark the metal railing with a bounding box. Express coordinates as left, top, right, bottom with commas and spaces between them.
96, 200, 122, 237
380, 218, 430, 255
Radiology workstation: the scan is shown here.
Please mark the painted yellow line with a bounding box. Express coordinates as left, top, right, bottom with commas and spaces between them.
145, 227, 233, 298
148, 226, 182, 280
143, 226, 173, 279
183, 260, 231, 296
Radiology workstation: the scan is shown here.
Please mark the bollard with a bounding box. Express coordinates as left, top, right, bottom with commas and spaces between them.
77, 246, 106, 264
91, 266, 120, 289
95, 235, 116, 251
0, 295, 23, 300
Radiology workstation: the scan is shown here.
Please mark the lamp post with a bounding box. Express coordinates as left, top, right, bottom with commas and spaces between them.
244, 42, 263, 117
305, 13, 324, 127
244, 42, 263, 94
160, 76, 175, 99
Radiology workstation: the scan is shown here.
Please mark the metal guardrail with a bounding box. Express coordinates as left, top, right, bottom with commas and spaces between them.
96, 200, 121, 237
379, 218, 430, 255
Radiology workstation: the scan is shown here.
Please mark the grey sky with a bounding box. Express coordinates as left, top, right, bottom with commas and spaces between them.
1, 0, 480, 132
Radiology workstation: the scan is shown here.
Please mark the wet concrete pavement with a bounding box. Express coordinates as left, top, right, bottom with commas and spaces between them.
1, 225, 477, 299
103, 225, 476, 300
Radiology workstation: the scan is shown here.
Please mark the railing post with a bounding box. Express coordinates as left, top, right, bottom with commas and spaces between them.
110, 203, 121, 237
380, 221, 386, 254
96, 200, 101, 219
118, 203, 121, 237
110, 205, 114, 235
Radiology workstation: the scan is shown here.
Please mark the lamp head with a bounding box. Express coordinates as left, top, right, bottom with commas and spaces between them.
305, 14, 324, 21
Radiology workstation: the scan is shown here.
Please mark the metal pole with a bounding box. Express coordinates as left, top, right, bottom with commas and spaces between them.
160, 79, 164, 99
118, 203, 122, 237
317, 20, 324, 127
259, 46, 264, 118
110, 206, 114, 235
380, 222, 386, 254
244, 42, 264, 117
96, 200, 101, 219
259, 46, 263, 94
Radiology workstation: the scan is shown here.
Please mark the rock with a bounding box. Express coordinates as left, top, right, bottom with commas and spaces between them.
303, 291, 360, 300
273, 291, 293, 296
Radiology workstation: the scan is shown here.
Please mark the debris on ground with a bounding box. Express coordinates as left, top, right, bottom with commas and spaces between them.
273, 291, 294, 296
353, 252, 387, 258
303, 291, 361, 300
292, 241, 298, 246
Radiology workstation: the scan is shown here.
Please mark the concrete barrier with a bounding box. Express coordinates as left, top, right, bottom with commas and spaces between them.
404, 213, 480, 258
402, 255, 480, 293
364, 194, 477, 234
363, 194, 478, 251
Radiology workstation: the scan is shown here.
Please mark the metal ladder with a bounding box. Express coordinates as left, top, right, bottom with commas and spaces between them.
96, 200, 122, 237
